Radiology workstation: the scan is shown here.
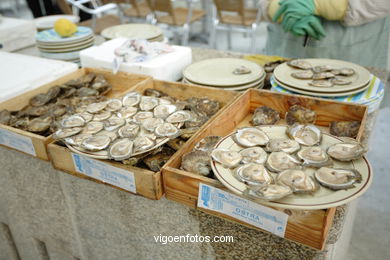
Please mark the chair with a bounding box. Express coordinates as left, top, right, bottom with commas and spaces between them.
209, 0, 262, 53
106, 0, 152, 22
146, 0, 206, 45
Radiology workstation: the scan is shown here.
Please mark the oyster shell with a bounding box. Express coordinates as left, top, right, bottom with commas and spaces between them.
287, 124, 321, 146
194, 136, 222, 153
132, 111, 154, 124
108, 138, 133, 160
154, 123, 180, 139
104, 117, 125, 131
122, 92, 141, 107
247, 184, 292, 201
291, 70, 313, 79
240, 147, 267, 164
133, 136, 155, 153
331, 77, 352, 85
141, 117, 164, 132
309, 80, 333, 88
144, 88, 167, 97
81, 135, 111, 151
181, 150, 211, 176
82, 121, 104, 135
51, 104, 67, 117
285, 105, 316, 125
167, 138, 186, 151
329, 121, 360, 138
30, 93, 51, 107
91, 75, 111, 93
180, 127, 199, 140
105, 99, 123, 111
93, 110, 112, 121
0, 110, 11, 125
140, 96, 159, 111
251, 106, 280, 126
297, 146, 332, 167
79, 112, 93, 123
211, 148, 242, 168
117, 106, 138, 119
277, 169, 319, 193
265, 138, 300, 154
61, 115, 85, 128
76, 87, 99, 97
27, 116, 52, 133
313, 65, 333, 73
64, 133, 92, 146
312, 72, 335, 80
53, 127, 82, 139
25, 105, 49, 117
153, 104, 177, 119
338, 68, 355, 76
139, 127, 157, 140
143, 147, 175, 172
166, 110, 192, 123
327, 142, 366, 161
233, 127, 269, 147
194, 98, 220, 117
287, 59, 312, 70
234, 163, 273, 185
86, 102, 107, 114
233, 65, 251, 75
266, 152, 301, 173
314, 167, 362, 190
95, 130, 118, 142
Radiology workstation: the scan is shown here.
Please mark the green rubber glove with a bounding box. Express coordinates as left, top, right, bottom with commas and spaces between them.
273, 0, 315, 23
292, 16, 326, 40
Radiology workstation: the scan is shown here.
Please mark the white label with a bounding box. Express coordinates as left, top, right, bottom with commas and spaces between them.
0, 128, 36, 156
198, 183, 288, 237
71, 153, 136, 193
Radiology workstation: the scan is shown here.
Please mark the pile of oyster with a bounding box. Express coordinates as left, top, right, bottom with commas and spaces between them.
0, 73, 112, 136
287, 59, 355, 88
54, 88, 220, 172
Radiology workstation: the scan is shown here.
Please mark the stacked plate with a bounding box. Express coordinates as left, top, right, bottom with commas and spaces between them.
34, 15, 80, 31
36, 26, 94, 64
273, 58, 371, 97
182, 58, 265, 91
101, 24, 164, 42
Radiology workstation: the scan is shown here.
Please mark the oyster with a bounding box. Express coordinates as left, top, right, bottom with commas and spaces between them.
251, 106, 280, 126
234, 163, 273, 185
285, 105, 316, 125
81, 135, 111, 151
181, 150, 211, 176
139, 127, 157, 140
309, 80, 333, 88
233, 65, 251, 75
287, 59, 312, 70
140, 96, 159, 111
240, 147, 267, 164
95, 130, 118, 142
0, 110, 11, 125
265, 138, 300, 154
61, 115, 85, 128
105, 99, 122, 111
30, 93, 51, 107
331, 77, 352, 85
329, 121, 360, 138
122, 92, 141, 107
266, 152, 301, 173
133, 136, 155, 153
132, 111, 154, 124
313, 65, 333, 73
153, 104, 177, 119
154, 123, 180, 139
194, 136, 222, 153
27, 117, 52, 133
142, 118, 164, 132
53, 127, 82, 139
327, 142, 366, 161
117, 106, 137, 119
233, 127, 269, 147
297, 146, 332, 167
64, 133, 92, 146
82, 121, 104, 134
167, 138, 186, 151
312, 72, 335, 80
91, 75, 111, 93
247, 184, 292, 201
194, 98, 220, 117
339, 68, 355, 76
25, 105, 49, 117
144, 88, 167, 97
184, 111, 208, 128
143, 147, 175, 172
104, 117, 125, 131
79, 111, 93, 122
291, 70, 313, 79
51, 104, 68, 117
46, 86, 61, 99
277, 169, 319, 193
166, 110, 192, 123
76, 87, 99, 97
314, 167, 362, 190
86, 102, 107, 114
108, 138, 133, 160
211, 148, 242, 168
93, 110, 112, 121
180, 127, 199, 140
287, 124, 321, 146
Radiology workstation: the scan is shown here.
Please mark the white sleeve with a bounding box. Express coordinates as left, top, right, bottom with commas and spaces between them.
258, 0, 274, 22
343, 0, 390, 26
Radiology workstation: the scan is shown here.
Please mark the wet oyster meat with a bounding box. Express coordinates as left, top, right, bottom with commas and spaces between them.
181, 150, 211, 177
53, 127, 83, 139
233, 127, 269, 147
234, 163, 273, 186
247, 184, 292, 201
81, 135, 111, 151
155, 123, 180, 139
82, 121, 104, 135
211, 148, 242, 168
329, 121, 360, 138
108, 138, 133, 161
327, 141, 366, 161
61, 115, 85, 128
265, 138, 300, 154
266, 152, 301, 173
291, 70, 314, 79
153, 104, 177, 119
285, 105, 316, 125
287, 59, 312, 70
314, 167, 362, 190
297, 146, 332, 167
277, 169, 319, 193
240, 147, 267, 164
251, 106, 280, 126
194, 136, 222, 153
287, 124, 322, 146
309, 80, 334, 88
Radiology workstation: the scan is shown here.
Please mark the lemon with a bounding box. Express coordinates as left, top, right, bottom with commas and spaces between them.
54, 18, 78, 37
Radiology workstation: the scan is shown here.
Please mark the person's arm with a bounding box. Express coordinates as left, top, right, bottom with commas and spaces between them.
343, 0, 390, 26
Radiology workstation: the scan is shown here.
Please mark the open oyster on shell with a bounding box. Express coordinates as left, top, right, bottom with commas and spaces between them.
81, 135, 111, 151
93, 110, 112, 121
82, 121, 104, 135
234, 163, 273, 186
314, 167, 362, 190
327, 141, 366, 161
265, 138, 300, 154
86, 102, 107, 114
132, 111, 154, 124
240, 147, 267, 164
297, 146, 332, 167
166, 110, 192, 123
104, 117, 125, 131
287, 124, 322, 146
133, 136, 155, 153
64, 133, 91, 146
61, 115, 85, 128
108, 138, 133, 161
153, 104, 177, 119
142, 117, 164, 132
140, 96, 159, 111
154, 123, 180, 139
251, 106, 280, 126
181, 150, 211, 177
211, 148, 242, 168
285, 105, 316, 125
118, 124, 140, 139
53, 127, 82, 139
246, 184, 292, 201
117, 106, 138, 119
287, 59, 312, 70
122, 92, 141, 107
277, 169, 319, 193
233, 127, 269, 147
27, 116, 52, 133
105, 99, 122, 111
266, 152, 301, 173
291, 70, 314, 79
194, 136, 221, 153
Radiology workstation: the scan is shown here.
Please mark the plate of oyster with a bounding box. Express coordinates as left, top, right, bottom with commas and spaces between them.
210, 125, 372, 210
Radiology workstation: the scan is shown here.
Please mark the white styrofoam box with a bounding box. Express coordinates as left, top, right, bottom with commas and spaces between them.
0, 17, 36, 52
80, 38, 192, 81
0, 52, 78, 102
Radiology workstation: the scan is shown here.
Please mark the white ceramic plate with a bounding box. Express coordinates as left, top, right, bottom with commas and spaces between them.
35, 15, 80, 30
274, 58, 371, 93
40, 50, 81, 60
37, 36, 94, 49
38, 41, 94, 53
36, 26, 93, 44
183, 73, 265, 90
183, 58, 265, 87
101, 24, 163, 40
211, 125, 372, 210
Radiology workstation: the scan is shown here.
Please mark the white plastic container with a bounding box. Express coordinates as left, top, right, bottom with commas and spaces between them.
0, 17, 36, 51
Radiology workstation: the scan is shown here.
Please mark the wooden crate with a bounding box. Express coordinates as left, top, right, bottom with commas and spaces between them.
48, 78, 239, 200
0, 67, 150, 161
162, 88, 368, 250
